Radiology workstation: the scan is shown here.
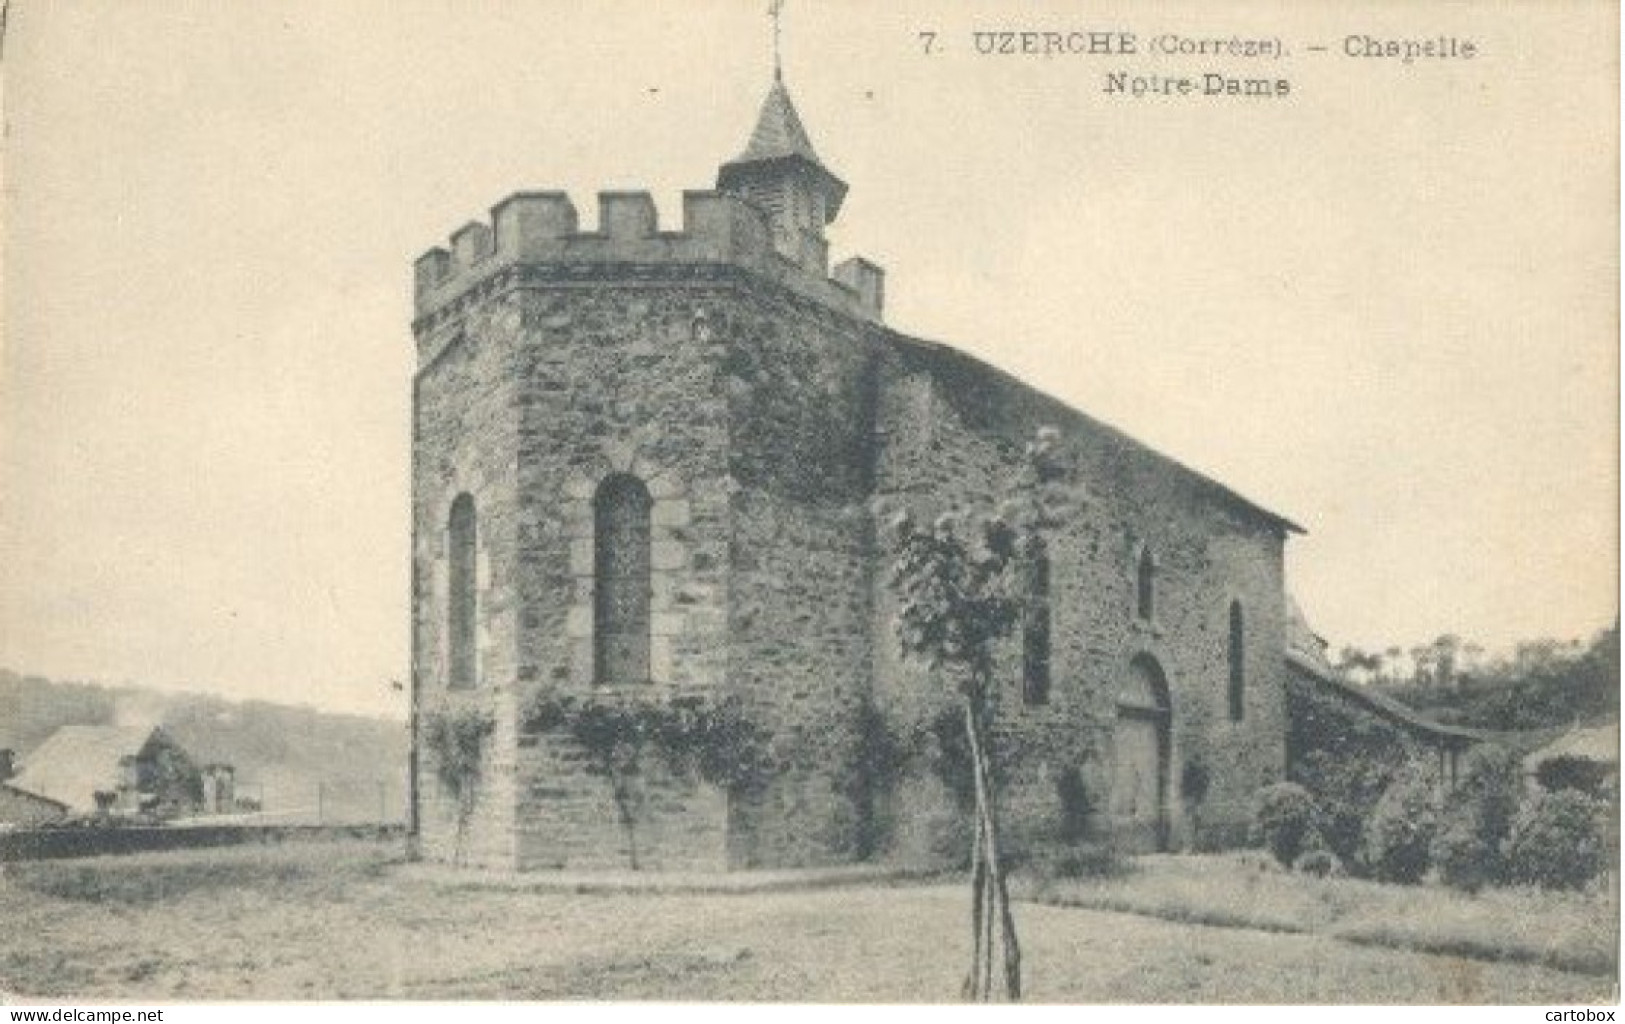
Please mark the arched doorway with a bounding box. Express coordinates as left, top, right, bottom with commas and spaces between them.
1111, 654, 1172, 851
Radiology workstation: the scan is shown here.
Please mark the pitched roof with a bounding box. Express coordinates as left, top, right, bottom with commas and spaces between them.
1525, 723, 1619, 768
0, 782, 68, 813
883, 331, 1306, 536
733, 76, 823, 167
1284, 593, 1335, 676
8, 725, 164, 812
1278, 594, 1489, 747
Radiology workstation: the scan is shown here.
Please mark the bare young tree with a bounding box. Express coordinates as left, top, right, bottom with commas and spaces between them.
887, 426, 1079, 1002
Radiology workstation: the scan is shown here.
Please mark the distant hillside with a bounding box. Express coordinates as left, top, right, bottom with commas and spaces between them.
0, 669, 408, 824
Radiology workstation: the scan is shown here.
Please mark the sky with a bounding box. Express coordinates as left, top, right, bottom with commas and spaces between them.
1, 0, 1617, 719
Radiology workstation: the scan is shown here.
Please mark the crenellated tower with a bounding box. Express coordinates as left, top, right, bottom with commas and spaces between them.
410, 73, 890, 871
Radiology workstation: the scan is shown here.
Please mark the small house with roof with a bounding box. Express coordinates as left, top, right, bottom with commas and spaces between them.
1524, 723, 1619, 794
5, 725, 204, 819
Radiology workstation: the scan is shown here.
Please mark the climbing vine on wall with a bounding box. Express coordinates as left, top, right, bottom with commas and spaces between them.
523, 690, 770, 869
421, 702, 496, 866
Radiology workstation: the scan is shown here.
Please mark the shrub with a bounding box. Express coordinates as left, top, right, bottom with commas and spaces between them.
848, 703, 911, 860
421, 702, 496, 865
1433, 744, 1521, 891
1180, 760, 1215, 849
1038, 840, 1133, 881
1055, 766, 1097, 843
1504, 789, 1609, 891
1536, 756, 1614, 797
927, 706, 977, 810
1291, 748, 1399, 875
1285, 672, 1417, 873
1292, 847, 1342, 878
522, 690, 772, 870
1365, 770, 1439, 884
1431, 818, 1494, 893
1252, 782, 1317, 867
1455, 745, 1521, 841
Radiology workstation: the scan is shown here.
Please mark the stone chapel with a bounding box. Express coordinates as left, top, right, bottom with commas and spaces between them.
408, 70, 1301, 871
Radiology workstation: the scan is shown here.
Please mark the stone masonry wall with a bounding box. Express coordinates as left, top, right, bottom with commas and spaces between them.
507, 282, 736, 871
722, 288, 879, 867
412, 188, 1292, 872
412, 298, 524, 869
870, 338, 1289, 862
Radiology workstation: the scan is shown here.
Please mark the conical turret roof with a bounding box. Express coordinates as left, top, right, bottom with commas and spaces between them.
733, 76, 823, 166
717, 75, 847, 220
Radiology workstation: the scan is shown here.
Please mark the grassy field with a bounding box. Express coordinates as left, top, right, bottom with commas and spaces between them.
1027, 852, 1619, 977
0, 840, 1615, 1003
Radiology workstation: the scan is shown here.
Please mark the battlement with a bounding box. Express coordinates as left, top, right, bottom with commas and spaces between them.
413, 190, 885, 332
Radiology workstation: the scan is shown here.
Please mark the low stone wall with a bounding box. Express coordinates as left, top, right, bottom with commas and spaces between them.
0, 823, 404, 862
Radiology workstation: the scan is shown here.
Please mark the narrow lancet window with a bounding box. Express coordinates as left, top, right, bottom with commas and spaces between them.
447, 493, 478, 690
594, 474, 653, 684
1228, 601, 1246, 721
1136, 547, 1156, 621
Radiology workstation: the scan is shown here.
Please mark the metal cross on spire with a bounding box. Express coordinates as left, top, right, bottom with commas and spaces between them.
769, 0, 786, 80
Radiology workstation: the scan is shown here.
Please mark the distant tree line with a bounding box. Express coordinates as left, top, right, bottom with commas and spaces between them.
1333, 623, 1619, 731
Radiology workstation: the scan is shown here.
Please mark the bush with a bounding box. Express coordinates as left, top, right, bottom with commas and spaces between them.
1365, 770, 1439, 884
1285, 673, 1415, 873
1536, 756, 1614, 797
1455, 745, 1522, 842
421, 703, 496, 795
1037, 840, 1133, 881
1292, 847, 1342, 877
1055, 766, 1098, 843
1291, 748, 1399, 875
927, 706, 977, 810
1431, 818, 1494, 893
1252, 782, 1317, 867
1433, 744, 1521, 891
1504, 789, 1609, 891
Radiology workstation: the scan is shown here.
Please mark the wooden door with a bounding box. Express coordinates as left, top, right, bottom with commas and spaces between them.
1112, 655, 1172, 851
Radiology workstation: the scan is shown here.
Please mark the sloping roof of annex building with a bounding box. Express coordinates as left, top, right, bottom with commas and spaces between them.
1524, 722, 1620, 770
879, 329, 1305, 539
1281, 598, 1490, 749
7, 725, 171, 813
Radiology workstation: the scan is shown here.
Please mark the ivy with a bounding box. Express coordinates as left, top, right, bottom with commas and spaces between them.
423, 704, 495, 793
846, 703, 916, 860
525, 690, 768, 790
523, 689, 769, 869
420, 702, 495, 866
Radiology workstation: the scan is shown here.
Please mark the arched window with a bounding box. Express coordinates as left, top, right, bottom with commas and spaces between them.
1022, 543, 1051, 706
447, 493, 478, 690
1136, 546, 1155, 621
1228, 600, 1246, 721
594, 474, 652, 685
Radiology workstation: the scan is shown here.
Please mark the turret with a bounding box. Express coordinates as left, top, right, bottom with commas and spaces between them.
716, 76, 848, 274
